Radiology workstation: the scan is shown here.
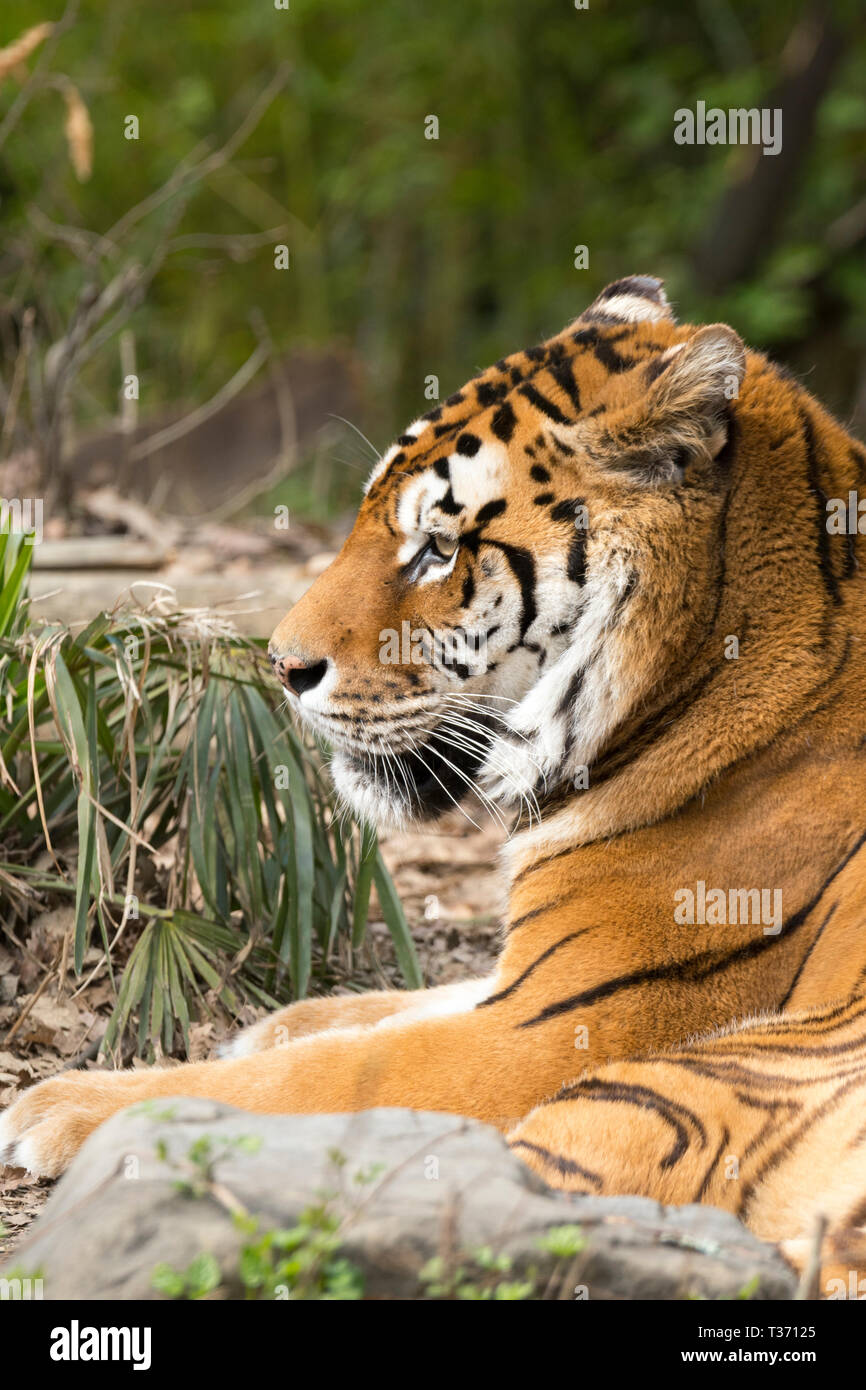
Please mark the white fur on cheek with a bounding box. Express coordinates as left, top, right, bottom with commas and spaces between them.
365, 444, 399, 494
364, 418, 431, 495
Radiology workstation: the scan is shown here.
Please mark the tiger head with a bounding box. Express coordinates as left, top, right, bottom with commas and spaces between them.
269, 275, 752, 830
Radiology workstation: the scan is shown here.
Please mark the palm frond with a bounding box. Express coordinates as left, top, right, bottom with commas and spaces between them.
0, 540, 420, 1055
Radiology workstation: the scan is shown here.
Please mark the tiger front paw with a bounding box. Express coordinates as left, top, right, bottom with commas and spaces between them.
0, 1069, 147, 1178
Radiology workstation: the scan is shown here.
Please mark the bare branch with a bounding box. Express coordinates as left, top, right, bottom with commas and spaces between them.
43, 264, 144, 399
0, 306, 35, 459
26, 203, 118, 264
104, 62, 292, 246
129, 338, 270, 463
164, 226, 288, 260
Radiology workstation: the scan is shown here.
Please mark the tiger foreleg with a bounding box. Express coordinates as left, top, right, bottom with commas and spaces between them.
1, 976, 558, 1177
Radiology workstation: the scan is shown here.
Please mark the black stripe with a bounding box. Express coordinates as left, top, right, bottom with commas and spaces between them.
549, 434, 576, 458
433, 415, 471, 438
598, 275, 664, 304
508, 1138, 603, 1189
550, 497, 585, 524
734, 1092, 800, 1165
738, 1072, 866, 1219
476, 380, 508, 407
490, 400, 517, 442
567, 531, 587, 586
484, 541, 537, 638
549, 360, 582, 414
552, 1078, 706, 1168
801, 405, 841, 608
437, 487, 462, 516
557, 665, 587, 718
511, 843, 581, 888
518, 828, 866, 1030
669, 1053, 866, 1093
506, 901, 563, 933
709, 1030, 866, 1063
777, 901, 838, 1008
475, 498, 507, 525
518, 382, 572, 425
571, 327, 633, 374
693, 1125, 730, 1202
703, 999, 866, 1044
477, 930, 588, 1007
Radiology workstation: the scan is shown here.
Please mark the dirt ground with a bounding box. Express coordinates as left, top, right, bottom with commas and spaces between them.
0, 810, 505, 1259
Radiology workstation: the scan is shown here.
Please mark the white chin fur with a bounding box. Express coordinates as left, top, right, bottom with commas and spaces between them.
330, 750, 413, 832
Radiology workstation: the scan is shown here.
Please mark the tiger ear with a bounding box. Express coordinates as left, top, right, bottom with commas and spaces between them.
644, 324, 745, 424
578, 275, 675, 327
572, 324, 746, 485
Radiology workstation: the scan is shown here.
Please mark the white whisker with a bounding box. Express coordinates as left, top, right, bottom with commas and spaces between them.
327, 413, 382, 463
403, 742, 485, 831
438, 718, 543, 828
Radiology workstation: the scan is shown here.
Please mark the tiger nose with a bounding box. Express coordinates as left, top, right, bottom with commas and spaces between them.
269, 649, 329, 697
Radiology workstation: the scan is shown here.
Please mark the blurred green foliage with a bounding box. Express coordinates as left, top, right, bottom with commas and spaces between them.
1, 0, 865, 466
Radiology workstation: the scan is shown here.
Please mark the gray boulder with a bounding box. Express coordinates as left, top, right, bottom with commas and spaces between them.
1, 1100, 795, 1300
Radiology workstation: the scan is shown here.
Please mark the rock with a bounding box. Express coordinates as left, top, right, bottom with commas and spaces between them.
0, 1102, 796, 1300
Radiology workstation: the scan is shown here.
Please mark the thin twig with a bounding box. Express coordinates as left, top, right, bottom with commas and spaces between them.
5, 965, 56, 1046
104, 64, 291, 247
164, 227, 288, 259
0, 307, 35, 458
0, 0, 80, 154
128, 338, 270, 463
794, 1212, 828, 1300
58, 1035, 102, 1072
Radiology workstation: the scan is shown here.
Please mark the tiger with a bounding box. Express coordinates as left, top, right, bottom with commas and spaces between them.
3, 275, 866, 1288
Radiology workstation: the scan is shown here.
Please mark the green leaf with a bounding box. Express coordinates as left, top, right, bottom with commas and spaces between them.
152, 1263, 186, 1299
0, 535, 32, 639
185, 1251, 222, 1297
373, 850, 422, 988
351, 826, 378, 948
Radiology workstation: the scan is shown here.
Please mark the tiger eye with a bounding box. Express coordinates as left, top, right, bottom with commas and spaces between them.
431, 534, 459, 560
